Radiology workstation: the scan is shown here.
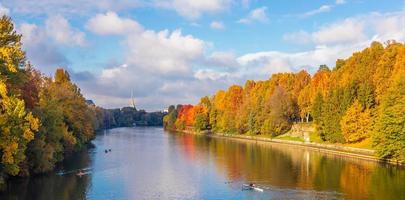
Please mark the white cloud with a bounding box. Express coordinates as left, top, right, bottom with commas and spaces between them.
284, 19, 363, 46
125, 29, 205, 74
371, 11, 405, 42
335, 0, 346, 5
312, 18, 366, 45
303, 5, 332, 17
86, 12, 143, 35
154, 0, 232, 20
18, 23, 70, 74
210, 21, 225, 30
45, 15, 86, 46
194, 69, 229, 80
206, 52, 239, 68
238, 6, 269, 24
0, 3, 10, 16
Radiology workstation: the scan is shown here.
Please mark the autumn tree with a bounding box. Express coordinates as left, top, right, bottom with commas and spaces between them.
0, 16, 40, 176
262, 86, 297, 136
163, 105, 177, 129
372, 74, 405, 162
340, 100, 372, 143
0, 81, 39, 175
193, 97, 211, 131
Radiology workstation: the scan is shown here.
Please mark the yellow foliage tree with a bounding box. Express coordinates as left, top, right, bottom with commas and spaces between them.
0, 81, 39, 175
340, 100, 371, 143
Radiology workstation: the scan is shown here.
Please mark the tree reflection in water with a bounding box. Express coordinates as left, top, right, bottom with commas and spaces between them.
171, 131, 405, 199
1, 148, 92, 200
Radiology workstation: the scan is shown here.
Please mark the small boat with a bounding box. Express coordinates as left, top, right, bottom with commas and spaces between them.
76, 171, 86, 177
242, 184, 264, 192
76, 171, 91, 177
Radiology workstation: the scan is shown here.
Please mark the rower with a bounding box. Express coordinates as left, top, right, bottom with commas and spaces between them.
77, 170, 84, 177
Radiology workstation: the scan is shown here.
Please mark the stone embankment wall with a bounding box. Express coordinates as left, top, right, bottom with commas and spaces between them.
288, 123, 315, 142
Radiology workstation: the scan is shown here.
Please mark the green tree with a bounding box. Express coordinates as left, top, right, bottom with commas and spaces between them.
318, 90, 345, 143
373, 76, 405, 162
311, 92, 323, 123
163, 105, 178, 130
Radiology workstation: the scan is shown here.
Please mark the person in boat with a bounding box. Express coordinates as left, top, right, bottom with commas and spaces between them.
105, 149, 108, 153
77, 170, 84, 177
249, 183, 256, 188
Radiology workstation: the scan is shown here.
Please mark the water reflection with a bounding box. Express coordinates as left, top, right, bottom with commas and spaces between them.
1, 148, 92, 200
0, 127, 404, 200
170, 132, 405, 200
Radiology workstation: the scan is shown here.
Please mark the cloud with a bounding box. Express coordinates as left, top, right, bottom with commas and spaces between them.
210, 21, 225, 30
125, 29, 205, 75
18, 23, 70, 75
206, 51, 239, 68
194, 69, 229, 80
238, 7, 269, 24
86, 12, 143, 35
45, 15, 86, 46
303, 5, 331, 17
313, 19, 366, 45
0, 3, 10, 15
302, 0, 346, 18
154, 0, 232, 20
335, 0, 346, 5
285, 10, 405, 46
17, 15, 89, 74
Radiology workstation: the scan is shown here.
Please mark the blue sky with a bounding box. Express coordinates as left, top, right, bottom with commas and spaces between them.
2, 0, 405, 110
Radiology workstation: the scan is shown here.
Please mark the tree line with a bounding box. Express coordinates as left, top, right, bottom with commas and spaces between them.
164, 41, 405, 163
93, 106, 165, 129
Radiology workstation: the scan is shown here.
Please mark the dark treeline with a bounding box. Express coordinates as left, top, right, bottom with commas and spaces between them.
93, 106, 165, 130
164, 41, 405, 163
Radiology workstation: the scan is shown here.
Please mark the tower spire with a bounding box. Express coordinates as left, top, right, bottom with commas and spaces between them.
130, 90, 136, 109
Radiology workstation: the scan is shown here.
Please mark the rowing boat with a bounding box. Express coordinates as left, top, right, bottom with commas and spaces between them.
242, 184, 264, 192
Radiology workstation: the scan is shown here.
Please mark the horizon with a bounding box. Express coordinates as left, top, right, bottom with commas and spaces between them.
2, 0, 405, 111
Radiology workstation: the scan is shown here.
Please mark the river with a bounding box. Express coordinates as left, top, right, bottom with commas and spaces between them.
1, 127, 404, 200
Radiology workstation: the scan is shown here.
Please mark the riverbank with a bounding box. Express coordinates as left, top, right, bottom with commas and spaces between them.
170, 129, 405, 166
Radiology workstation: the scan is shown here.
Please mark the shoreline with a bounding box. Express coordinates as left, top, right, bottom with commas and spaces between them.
170, 128, 405, 166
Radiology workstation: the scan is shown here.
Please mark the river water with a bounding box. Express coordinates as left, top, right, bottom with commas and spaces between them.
1, 127, 404, 200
